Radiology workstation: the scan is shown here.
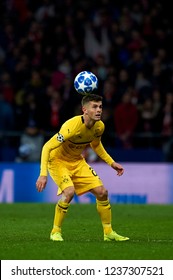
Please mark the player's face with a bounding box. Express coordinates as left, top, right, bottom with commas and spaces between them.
84, 101, 103, 121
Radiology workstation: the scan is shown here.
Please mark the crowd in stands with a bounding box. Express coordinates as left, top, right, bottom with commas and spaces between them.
0, 0, 173, 161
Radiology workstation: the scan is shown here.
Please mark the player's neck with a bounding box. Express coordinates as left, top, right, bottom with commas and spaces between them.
83, 114, 95, 129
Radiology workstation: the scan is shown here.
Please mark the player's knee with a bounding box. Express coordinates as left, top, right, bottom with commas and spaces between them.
96, 187, 108, 200
63, 186, 75, 202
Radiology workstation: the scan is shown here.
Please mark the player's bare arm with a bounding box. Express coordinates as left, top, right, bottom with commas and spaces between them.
36, 176, 47, 192
111, 162, 124, 176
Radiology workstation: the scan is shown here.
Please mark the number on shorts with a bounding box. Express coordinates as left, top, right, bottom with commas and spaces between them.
89, 167, 97, 176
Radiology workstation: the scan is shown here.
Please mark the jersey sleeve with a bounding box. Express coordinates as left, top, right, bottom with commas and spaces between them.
40, 121, 75, 176
90, 121, 114, 166
39, 133, 63, 176
90, 139, 114, 166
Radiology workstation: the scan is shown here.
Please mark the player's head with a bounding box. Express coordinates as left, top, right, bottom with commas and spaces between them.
81, 94, 103, 121
81, 94, 103, 106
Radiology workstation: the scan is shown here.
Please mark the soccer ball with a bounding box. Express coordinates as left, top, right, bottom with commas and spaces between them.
74, 71, 98, 95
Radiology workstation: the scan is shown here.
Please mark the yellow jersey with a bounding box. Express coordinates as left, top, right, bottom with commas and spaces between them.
40, 115, 114, 176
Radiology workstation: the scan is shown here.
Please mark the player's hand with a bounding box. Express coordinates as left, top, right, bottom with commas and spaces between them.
111, 162, 124, 176
36, 176, 47, 192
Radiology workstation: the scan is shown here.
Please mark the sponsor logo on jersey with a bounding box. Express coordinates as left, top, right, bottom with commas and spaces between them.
69, 143, 86, 149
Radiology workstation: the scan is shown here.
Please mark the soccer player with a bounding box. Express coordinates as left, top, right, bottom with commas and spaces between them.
36, 94, 129, 242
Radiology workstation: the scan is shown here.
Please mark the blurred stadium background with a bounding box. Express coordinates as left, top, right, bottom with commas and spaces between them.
0, 0, 173, 204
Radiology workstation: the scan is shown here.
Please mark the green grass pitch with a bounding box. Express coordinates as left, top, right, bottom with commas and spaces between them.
0, 203, 173, 260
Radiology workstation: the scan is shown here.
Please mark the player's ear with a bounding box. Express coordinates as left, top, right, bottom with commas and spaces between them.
82, 106, 87, 114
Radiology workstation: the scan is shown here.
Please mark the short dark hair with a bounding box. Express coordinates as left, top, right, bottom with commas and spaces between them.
81, 94, 103, 106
